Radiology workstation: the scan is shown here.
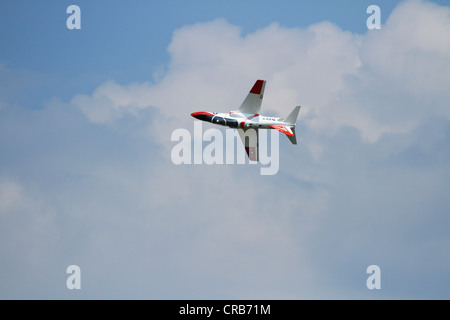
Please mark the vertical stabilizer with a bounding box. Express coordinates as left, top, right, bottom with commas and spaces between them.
284, 106, 301, 125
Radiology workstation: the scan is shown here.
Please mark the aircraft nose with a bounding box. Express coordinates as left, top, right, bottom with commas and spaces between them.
191, 112, 201, 119
191, 111, 213, 122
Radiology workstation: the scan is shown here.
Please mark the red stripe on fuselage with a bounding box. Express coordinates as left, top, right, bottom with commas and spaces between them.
240, 114, 259, 128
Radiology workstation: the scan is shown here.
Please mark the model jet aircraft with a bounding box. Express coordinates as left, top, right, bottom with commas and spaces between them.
191, 79, 301, 161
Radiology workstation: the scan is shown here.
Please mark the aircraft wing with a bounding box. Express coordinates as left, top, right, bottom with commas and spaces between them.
239, 80, 266, 115
238, 128, 258, 161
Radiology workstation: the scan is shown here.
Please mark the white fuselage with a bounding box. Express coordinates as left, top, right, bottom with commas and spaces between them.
211, 111, 287, 129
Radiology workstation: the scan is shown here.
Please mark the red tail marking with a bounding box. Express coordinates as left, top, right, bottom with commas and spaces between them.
270, 125, 294, 136
249, 80, 264, 95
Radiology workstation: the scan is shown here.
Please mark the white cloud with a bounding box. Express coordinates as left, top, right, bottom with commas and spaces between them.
72, 1, 450, 145
2, 0, 449, 299
356, 0, 450, 140
66, 2, 449, 298
71, 80, 155, 124
0, 180, 23, 213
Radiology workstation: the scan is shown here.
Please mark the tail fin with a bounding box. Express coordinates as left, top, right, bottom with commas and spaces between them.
284, 106, 301, 125
282, 106, 301, 144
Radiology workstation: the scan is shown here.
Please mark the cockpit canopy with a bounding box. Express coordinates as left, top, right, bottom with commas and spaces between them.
211, 115, 238, 128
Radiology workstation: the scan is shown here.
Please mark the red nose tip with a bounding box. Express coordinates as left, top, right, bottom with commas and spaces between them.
191, 111, 213, 120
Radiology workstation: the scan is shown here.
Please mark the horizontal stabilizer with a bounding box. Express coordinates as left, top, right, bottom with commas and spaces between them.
270, 125, 297, 145
269, 125, 294, 136
287, 127, 297, 144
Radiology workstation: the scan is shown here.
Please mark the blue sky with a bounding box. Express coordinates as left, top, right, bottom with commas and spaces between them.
1, 0, 449, 299
0, 1, 405, 102
1, 0, 447, 103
